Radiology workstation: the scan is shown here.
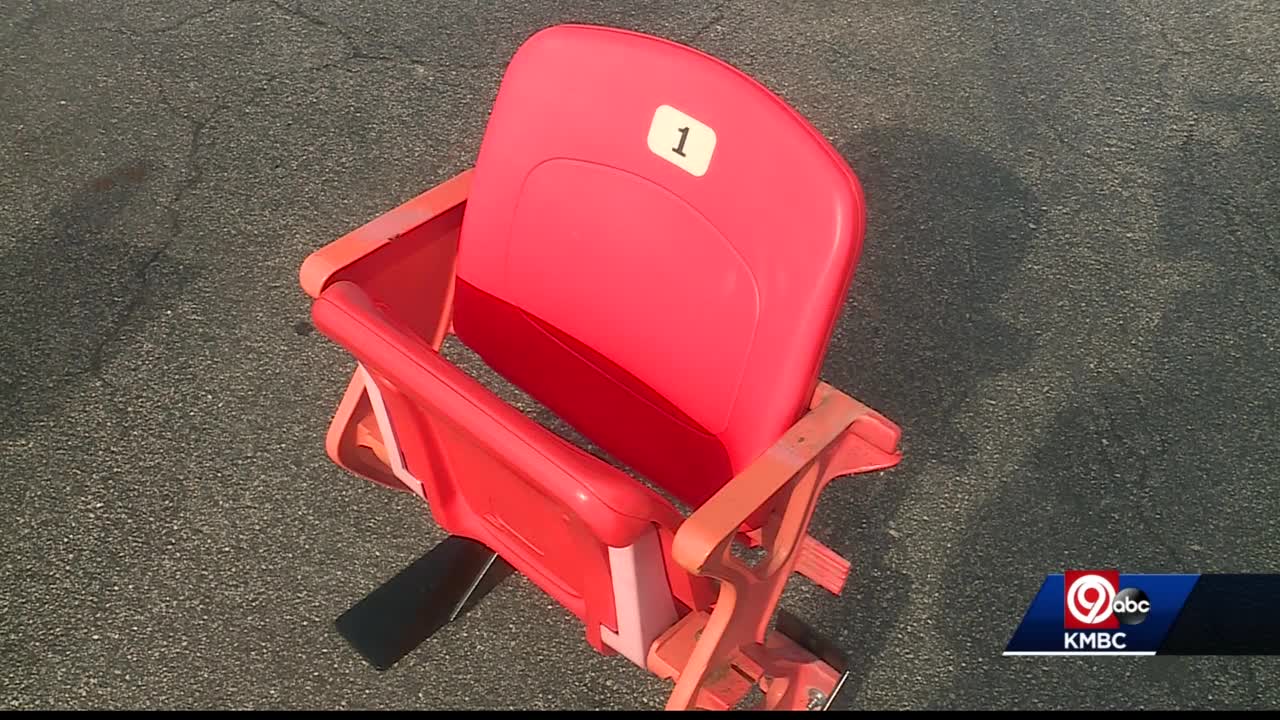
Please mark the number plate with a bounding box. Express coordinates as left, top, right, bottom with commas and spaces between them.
647, 104, 716, 177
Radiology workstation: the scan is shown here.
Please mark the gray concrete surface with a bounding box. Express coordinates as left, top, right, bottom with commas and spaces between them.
2, 0, 1278, 710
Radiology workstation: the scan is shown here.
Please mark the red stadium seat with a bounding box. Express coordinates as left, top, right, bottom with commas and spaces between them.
300, 24, 902, 711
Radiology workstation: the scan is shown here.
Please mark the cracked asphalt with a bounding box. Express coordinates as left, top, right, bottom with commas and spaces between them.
3, 0, 1279, 711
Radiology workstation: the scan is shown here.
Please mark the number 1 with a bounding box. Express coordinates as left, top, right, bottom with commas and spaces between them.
672, 127, 690, 157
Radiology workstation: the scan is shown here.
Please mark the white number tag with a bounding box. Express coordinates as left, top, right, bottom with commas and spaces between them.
647, 104, 716, 177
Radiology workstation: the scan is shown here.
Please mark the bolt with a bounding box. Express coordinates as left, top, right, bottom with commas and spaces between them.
806, 688, 826, 711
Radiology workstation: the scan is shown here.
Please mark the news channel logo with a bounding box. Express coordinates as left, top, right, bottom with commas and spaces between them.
1006, 570, 1278, 656
1064, 569, 1151, 628
1003, 569, 1204, 656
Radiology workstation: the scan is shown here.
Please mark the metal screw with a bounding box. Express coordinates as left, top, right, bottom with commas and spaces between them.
806, 688, 826, 711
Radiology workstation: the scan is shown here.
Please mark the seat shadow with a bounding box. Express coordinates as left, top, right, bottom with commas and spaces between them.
816, 127, 1041, 707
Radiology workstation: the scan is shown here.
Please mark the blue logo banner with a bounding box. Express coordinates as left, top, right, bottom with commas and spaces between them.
1005, 573, 1200, 655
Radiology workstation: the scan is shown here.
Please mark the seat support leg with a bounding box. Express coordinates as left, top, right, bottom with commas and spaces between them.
334, 535, 513, 671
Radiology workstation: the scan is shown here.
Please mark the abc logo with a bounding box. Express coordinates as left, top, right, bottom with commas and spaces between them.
1065, 571, 1150, 628
1112, 588, 1151, 625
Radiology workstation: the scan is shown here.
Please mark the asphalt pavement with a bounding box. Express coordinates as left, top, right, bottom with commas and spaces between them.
2, 0, 1278, 711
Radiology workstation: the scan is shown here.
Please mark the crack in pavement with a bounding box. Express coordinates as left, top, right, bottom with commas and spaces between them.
690, 0, 731, 42
133, 0, 261, 35
80, 9, 338, 376
83, 116, 208, 379
265, 0, 426, 67
78, 0, 462, 374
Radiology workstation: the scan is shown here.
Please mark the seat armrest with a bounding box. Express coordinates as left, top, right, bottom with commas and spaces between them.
671, 384, 900, 575
300, 168, 473, 299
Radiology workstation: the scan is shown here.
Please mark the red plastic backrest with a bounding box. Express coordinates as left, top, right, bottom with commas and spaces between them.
453, 25, 867, 511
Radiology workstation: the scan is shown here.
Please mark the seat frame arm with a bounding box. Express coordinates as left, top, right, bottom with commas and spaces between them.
657, 382, 901, 710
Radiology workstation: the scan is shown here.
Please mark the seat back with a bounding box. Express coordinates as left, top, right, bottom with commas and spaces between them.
453, 25, 868, 512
